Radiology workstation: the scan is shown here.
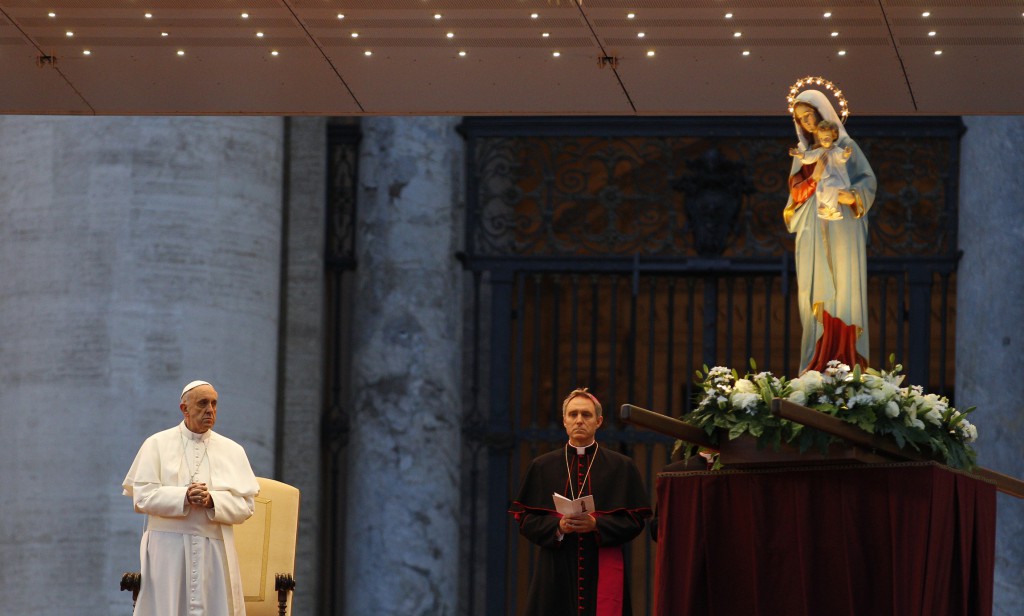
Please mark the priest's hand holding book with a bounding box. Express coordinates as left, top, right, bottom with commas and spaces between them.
554, 492, 596, 533
559, 513, 596, 534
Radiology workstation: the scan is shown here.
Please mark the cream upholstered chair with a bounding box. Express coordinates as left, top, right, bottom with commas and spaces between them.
121, 477, 300, 616
235, 477, 300, 616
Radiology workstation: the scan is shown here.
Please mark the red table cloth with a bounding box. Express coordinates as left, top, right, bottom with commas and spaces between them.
655, 462, 995, 616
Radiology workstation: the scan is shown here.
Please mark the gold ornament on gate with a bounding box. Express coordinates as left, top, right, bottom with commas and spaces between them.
786, 75, 850, 122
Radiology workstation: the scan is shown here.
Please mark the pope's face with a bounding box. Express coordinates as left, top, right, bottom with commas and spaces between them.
181, 384, 218, 433
793, 103, 821, 136
563, 396, 603, 447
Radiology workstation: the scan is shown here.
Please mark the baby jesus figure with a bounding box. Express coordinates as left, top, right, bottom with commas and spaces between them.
789, 119, 854, 221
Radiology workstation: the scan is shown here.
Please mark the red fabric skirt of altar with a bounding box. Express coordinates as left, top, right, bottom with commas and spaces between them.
654, 462, 996, 616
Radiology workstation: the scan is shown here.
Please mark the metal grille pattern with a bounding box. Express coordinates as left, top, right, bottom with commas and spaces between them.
467, 118, 959, 260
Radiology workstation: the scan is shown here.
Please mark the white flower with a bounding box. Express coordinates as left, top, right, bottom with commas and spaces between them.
708, 366, 734, 386
824, 360, 851, 383
924, 408, 943, 427
847, 392, 874, 409
885, 400, 900, 418
791, 370, 823, 393
731, 392, 760, 412
753, 372, 779, 389
880, 381, 898, 401
862, 374, 898, 403
960, 421, 978, 443
908, 417, 925, 430
787, 390, 807, 406
880, 370, 905, 387
735, 379, 757, 394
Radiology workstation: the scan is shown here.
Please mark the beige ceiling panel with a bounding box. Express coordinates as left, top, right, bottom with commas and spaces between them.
52, 43, 362, 114
888, 4, 1024, 114
335, 44, 634, 114
0, 1, 1021, 115
0, 12, 94, 113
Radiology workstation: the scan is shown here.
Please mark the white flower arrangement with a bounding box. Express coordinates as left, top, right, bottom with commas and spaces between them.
680, 358, 978, 470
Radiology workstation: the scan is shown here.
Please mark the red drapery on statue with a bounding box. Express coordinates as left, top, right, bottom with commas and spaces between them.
804, 307, 867, 373
654, 462, 996, 616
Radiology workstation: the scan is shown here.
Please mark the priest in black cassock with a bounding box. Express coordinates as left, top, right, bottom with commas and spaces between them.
510, 388, 652, 616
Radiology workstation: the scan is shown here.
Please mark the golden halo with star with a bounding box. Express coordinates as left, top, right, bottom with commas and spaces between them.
786, 76, 850, 123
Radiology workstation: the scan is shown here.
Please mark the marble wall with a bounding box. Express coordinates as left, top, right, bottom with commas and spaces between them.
0, 116, 284, 614
957, 116, 1024, 616
343, 116, 464, 616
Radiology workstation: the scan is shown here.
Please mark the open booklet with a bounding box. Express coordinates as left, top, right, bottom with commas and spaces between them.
552, 492, 595, 516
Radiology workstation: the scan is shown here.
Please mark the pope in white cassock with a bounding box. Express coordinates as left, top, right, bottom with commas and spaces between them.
123, 380, 260, 616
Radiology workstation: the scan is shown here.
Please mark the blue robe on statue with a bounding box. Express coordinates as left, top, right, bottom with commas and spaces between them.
784, 90, 877, 372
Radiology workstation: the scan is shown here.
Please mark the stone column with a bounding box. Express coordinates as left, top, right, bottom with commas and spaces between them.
278, 116, 327, 616
957, 116, 1024, 615
0, 116, 284, 614
344, 117, 464, 616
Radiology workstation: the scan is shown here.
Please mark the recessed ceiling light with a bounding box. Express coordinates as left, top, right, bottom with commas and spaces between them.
627, 13, 635, 19
177, 50, 185, 56
928, 31, 936, 36
256, 32, 264, 37
161, 32, 168, 37
646, 50, 655, 56
242, 13, 249, 19
725, 13, 733, 19
531, 13, 539, 19
934, 49, 942, 55
82, 49, 91, 55
823, 12, 832, 18
271, 50, 279, 56
831, 31, 839, 37
337, 14, 344, 19
733, 32, 741, 37
48, 12, 56, 18
446, 31, 454, 38
637, 32, 645, 38
552, 51, 560, 57
542, 32, 550, 37
351, 32, 359, 37
922, 11, 930, 18
458, 50, 466, 56
145, 13, 152, 19
742, 50, 750, 56
65, 31, 73, 37
434, 14, 442, 19
364, 50, 372, 56
838, 50, 846, 56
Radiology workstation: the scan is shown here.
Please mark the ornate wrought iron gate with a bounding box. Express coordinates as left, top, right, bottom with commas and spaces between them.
456, 116, 963, 615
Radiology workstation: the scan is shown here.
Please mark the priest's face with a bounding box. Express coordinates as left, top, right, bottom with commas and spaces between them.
563, 396, 603, 447
181, 384, 218, 433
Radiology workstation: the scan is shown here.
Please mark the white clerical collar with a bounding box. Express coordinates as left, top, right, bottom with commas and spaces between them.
570, 441, 596, 456
180, 421, 211, 441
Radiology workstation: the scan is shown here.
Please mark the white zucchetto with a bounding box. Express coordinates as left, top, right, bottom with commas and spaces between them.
181, 380, 212, 399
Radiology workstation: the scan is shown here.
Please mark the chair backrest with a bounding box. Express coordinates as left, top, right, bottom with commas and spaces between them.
234, 477, 300, 616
